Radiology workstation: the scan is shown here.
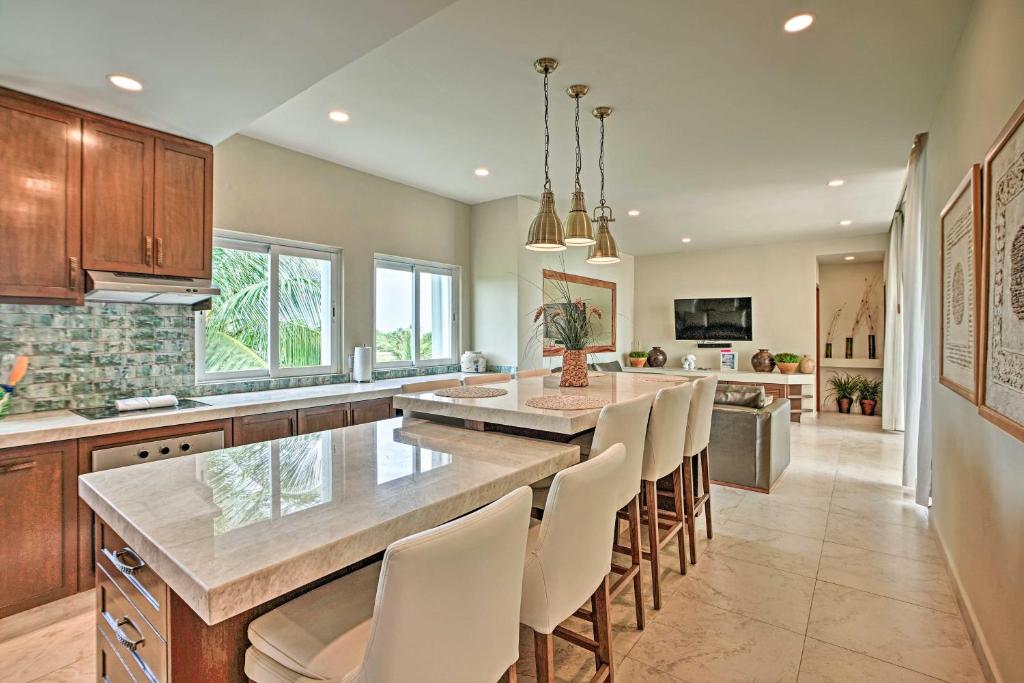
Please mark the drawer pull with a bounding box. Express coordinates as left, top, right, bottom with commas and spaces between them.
0, 461, 35, 475
110, 547, 146, 576
113, 616, 146, 653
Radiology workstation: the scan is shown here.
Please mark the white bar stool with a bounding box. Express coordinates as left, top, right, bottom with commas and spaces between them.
245, 487, 533, 683
681, 375, 718, 563
464, 372, 512, 385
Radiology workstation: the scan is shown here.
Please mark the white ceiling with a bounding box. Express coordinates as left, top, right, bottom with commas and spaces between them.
1, 0, 971, 255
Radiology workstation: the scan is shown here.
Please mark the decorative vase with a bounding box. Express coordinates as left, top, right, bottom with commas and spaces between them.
798, 355, 816, 374
837, 397, 853, 414
860, 399, 877, 416
776, 362, 799, 375
868, 334, 877, 360
751, 349, 774, 373
628, 357, 647, 368
646, 346, 667, 368
560, 350, 589, 387
825, 342, 833, 359
845, 337, 854, 359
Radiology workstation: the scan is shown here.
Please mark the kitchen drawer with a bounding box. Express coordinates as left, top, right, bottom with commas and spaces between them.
98, 563, 167, 682
97, 522, 168, 640
98, 626, 140, 683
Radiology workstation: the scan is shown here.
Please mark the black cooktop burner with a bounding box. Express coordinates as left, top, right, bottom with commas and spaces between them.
71, 399, 209, 420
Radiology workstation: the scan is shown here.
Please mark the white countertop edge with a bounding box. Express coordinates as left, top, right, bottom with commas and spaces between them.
623, 368, 814, 383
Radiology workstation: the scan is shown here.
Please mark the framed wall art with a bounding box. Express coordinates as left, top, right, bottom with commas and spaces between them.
940, 164, 982, 403
979, 98, 1024, 442
540, 269, 616, 356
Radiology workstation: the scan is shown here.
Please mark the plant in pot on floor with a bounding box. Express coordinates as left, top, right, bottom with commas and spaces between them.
773, 352, 801, 374
826, 373, 860, 414
628, 350, 648, 368
857, 377, 882, 416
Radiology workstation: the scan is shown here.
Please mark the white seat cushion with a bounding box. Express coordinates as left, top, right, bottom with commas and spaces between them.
247, 563, 383, 681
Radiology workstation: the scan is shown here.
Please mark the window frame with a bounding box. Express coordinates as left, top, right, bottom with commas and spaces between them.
196, 230, 343, 384
373, 255, 460, 369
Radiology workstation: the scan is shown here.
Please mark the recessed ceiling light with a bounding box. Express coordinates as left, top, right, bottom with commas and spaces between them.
107, 74, 143, 91
784, 13, 815, 33
681, 237, 692, 244
328, 109, 350, 123
839, 220, 853, 226
474, 168, 490, 177
844, 255, 856, 261
827, 179, 845, 187
628, 210, 640, 217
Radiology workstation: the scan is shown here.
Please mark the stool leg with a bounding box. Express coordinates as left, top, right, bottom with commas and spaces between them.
681, 459, 697, 565
505, 663, 518, 683
644, 480, 663, 609
533, 630, 554, 682
592, 575, 615, 682
672, 467, 689, 574
701, 447, 714, 539
628, 494, 645, 630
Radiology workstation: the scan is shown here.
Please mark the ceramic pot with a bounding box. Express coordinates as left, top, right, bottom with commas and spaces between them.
860, 399, 877, 416
798, 355, 816, 374
837, 397, 853, 414
560, 350, 589, 387
776, 362, 799, 375
646, 346, 667, 368
628, 357, 647, 368
824, 342, 833, 359
751, 349, 774, 373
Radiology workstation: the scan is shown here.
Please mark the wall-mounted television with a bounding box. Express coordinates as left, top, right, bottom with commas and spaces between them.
674, 297, 752, 341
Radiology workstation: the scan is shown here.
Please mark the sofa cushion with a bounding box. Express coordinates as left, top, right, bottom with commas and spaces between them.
714, 384, 768, 408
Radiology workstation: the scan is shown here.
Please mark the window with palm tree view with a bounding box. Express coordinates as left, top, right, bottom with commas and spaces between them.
374, 257, 456, 366
199, 234, 340, 380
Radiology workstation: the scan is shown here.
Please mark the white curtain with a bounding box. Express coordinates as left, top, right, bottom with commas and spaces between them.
900, 134, 932, 503
882, 210, 905, 432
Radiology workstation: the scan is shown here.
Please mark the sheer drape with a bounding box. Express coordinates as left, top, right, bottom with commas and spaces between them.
882, 210, 905, 432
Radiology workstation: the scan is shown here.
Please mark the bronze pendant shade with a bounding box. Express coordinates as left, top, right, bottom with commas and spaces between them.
564, 84, 594, 246
525, 58, 566, 252
587, 106, 620, 264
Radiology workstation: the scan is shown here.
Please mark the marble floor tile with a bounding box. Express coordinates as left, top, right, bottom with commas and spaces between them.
616, 657, 683, 682
817, 543, 958, 614
824, 512, 943, 564
0, 590, 93, 645
672, 553, 816, 633
627, 601, 803, 682
28, 656, 93, 682
727, 495, 829, 540
798, 637, 944, 682
807, 582, 984, 683
705, 520, 824, 578
0, 609, 93, 683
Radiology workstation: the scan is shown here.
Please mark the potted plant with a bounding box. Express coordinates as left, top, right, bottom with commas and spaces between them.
628, 350, 648, 368
857, 377, 882, 416
773, 352, 801, 374
532, 275, 604, 388
826, 372, 860, 414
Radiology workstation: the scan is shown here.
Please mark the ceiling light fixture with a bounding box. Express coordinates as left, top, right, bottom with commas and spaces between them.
784, 13, 815, 33
844, 255, 856, 261
827, 179, 845, 187
564, 84, 595, 246
587, 106, 620, 264
107, 74, 143, 91
839, 220, 852, 226
628, 210, 640, 217
681, 237, 692, 244
474, 168, 490, 177
525, 58, 566, 252
328, 110, 350, 123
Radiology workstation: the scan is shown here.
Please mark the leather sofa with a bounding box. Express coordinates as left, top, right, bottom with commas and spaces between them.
708, 385, 790, 491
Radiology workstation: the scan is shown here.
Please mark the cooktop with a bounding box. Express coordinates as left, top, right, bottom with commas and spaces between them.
71, 399, 210, 421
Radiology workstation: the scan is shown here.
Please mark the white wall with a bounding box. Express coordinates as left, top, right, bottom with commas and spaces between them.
923, 0, 1024, 679
213, 135, 472, 367
633, 234, 888, 372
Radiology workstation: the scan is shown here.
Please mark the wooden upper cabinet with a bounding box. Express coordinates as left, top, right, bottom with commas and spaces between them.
82, 119, 154, 274
0, 92, 82, 301
154, 138, 212, 278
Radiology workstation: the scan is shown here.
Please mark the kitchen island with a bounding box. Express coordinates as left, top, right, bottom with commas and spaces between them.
78, 417, 578, 681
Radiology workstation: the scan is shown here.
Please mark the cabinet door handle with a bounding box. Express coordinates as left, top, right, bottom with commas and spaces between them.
113, 616, 145, 653
145, 237, 153, 266
156, 238, 164, 267
68, 257, 80, 289
0, 461, 35, 475
108, 547, 146, 577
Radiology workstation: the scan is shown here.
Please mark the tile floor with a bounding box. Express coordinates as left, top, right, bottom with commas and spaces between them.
0, 415, 986, 682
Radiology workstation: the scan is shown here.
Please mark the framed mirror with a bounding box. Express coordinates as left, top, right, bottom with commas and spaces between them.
541, 269, 617, 356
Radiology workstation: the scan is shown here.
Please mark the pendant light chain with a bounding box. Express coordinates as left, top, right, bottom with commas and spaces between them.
543, 67, 552, 191
574, 95, 583, 192
598, 115, 606, 207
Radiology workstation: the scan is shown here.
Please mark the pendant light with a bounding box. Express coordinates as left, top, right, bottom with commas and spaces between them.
587, 106, 620, 264
563, 84, 595, 246
525, 58, 566, 252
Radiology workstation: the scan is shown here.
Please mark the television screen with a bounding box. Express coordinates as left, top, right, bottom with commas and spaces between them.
674, 297, 752, 341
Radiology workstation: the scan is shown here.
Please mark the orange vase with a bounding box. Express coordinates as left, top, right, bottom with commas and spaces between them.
560, 349, 589, 387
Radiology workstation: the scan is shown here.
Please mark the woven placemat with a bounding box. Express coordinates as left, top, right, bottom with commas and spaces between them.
434, 386, 508, 399
525, 395, 610, 411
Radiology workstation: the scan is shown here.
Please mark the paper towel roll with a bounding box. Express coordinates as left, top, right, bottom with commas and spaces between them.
115, 395, 179, 412
353, 346, 373, 382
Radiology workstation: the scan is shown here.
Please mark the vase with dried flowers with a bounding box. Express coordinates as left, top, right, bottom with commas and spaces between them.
532, 275, 604, 387
825, 305, 844, 359
850, 275, 881, 360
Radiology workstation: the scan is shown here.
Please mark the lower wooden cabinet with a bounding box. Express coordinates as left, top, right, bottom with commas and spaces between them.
349, 398, 395, 426
233, 410, 298, 446
296, 403, 349, 434
0, 440, 78, 618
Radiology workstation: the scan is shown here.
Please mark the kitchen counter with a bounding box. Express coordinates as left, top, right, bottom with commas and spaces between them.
79, 416, 579, 626
0, 372, 488, 449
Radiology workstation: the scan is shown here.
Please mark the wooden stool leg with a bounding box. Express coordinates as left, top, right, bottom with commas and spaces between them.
592, 575, 615, 682
681, 460, 697, 565
533, 630, 554, 682
644, 480, 663, 609
505, 662, 518, 683
628, 494, 645, 630
701, 447, 714, 539
671, 467, 689, 574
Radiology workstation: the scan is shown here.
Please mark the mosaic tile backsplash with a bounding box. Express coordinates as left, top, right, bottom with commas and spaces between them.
0, 302, 458, 415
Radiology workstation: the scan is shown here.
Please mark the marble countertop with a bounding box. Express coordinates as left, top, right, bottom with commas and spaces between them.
78, 416, 579, 625
623, 367, 815, 383
394, 372, 695, 435
0, 372, 488, 449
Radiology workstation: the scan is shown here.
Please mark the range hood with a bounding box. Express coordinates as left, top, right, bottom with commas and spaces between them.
85, 271, 220, 305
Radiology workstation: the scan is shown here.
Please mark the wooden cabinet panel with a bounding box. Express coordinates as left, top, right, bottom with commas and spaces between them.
233, 410, 298, 446
0, 92, 81, 301
82, 119, 154, 274
97, 628, 137, 683
349, 398, 394, 426
154, 138, 212, 278
0, 440, 77, 618
297, 403, 349, 434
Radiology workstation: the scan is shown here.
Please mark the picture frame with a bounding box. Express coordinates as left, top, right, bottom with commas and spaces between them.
540, 269, 617, 356
719, 348, 738, 372
939, 164, 982, 403
978, 97, 1024, 442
